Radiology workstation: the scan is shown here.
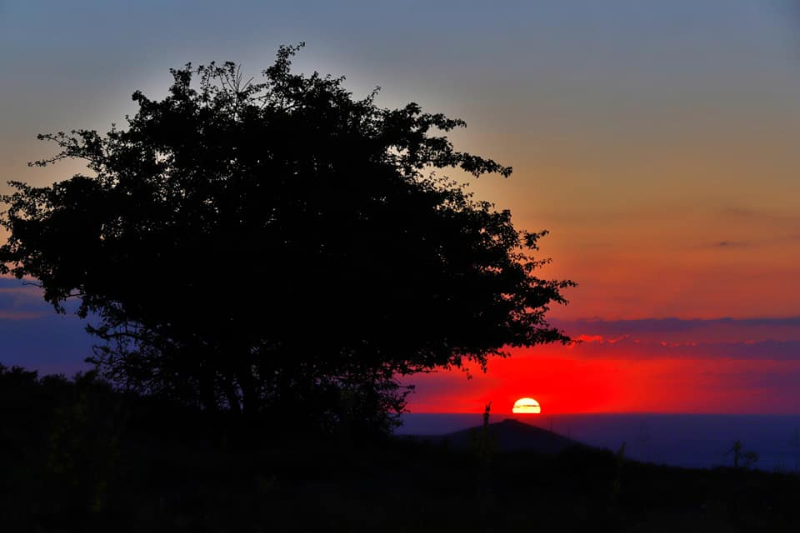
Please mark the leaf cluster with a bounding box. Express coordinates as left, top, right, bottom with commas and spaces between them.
0, 45, 574, 431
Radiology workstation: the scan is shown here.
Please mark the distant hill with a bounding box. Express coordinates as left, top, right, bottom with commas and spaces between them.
410, 418, 591, 454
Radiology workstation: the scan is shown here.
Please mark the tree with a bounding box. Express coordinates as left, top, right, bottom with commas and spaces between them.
0, 44, 574, 435
727, 440, 758, 469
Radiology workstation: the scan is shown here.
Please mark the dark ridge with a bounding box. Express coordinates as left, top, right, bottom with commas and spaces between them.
411, 417, 591, 453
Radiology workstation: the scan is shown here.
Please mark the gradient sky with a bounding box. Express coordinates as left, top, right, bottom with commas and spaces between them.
2, 0, 800, 413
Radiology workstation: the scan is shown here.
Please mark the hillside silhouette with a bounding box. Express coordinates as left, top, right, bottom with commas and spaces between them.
414, 418, 588, 454
3, 365, 800, 531
0, 367, 800, 533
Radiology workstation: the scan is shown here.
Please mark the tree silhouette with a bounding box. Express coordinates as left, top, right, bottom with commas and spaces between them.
0, 44, 574, 435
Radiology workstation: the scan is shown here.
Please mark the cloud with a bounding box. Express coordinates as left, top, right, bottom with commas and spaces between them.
533, 316, 800, 361
712, 207, 800, 248
713, 240, 750, 248
0, 276, 80, 316
719, 207, 800, 224
564, 337, 800, 360
551, 317, 800, 339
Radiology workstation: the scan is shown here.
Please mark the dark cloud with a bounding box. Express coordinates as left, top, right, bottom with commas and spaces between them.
714, 240, 749, 248
552, 317, 800, 337
0, 277, 80, 316
566, 337, 800, 360
0, 278, 34, 289
715, 207, 800, 248
544, 317, 800, 360
719, 206, 799, 224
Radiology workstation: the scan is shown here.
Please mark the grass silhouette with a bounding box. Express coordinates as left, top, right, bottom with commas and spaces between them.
3, 364, 800, 531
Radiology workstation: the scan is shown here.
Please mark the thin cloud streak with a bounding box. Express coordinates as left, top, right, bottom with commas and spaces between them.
552, 316, 800, 337
561, 337, 800, 361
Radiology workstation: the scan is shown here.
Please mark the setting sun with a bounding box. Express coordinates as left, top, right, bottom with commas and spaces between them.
512, 397, 541, 414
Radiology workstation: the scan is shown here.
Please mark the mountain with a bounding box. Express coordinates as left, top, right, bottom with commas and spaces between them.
411, 418, 590, 454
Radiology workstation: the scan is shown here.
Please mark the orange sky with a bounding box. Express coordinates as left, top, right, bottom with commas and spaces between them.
2, 1, 800, 413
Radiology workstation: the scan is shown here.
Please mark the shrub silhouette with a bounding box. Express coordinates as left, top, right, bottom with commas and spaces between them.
727, 440, 759, 469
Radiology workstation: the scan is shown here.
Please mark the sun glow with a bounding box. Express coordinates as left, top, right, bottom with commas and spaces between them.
512, 397, 541, 414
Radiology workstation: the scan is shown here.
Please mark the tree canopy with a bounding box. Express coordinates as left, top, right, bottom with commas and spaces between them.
0, 44, 574, 435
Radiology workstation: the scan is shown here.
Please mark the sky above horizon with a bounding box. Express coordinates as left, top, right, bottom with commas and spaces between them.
1, 0, 800, 414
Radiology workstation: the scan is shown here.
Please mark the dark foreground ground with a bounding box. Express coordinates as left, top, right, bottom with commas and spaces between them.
3, 369, 800, 532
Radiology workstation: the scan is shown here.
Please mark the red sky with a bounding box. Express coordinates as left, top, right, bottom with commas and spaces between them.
405, 318, 800, 414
